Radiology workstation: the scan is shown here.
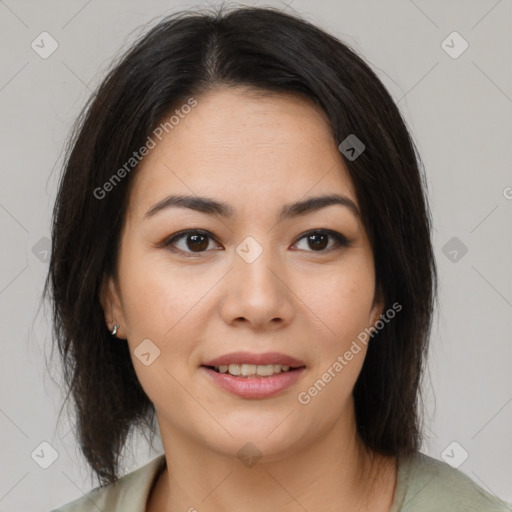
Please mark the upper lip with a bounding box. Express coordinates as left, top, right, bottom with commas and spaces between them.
202, 351, 306, 368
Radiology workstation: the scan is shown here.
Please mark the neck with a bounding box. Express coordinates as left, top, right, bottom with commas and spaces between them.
148, 402, 396, 512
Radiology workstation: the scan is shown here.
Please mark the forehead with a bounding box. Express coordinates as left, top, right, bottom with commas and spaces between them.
126, 87, 358, 220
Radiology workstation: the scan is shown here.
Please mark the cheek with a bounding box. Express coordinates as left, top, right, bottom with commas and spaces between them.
293, 265, 375, 415
117, 242, 209, 346
116, 245, 211, 409
295, 259, 375, 350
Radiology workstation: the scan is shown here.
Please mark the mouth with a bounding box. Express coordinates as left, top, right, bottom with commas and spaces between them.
201, 351, 306, 372
201, 363, 306, 378
199, 362, 307, 399
200, 352, 307, 398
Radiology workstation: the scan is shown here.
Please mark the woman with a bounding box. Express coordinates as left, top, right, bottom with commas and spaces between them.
45, 5, 510, 512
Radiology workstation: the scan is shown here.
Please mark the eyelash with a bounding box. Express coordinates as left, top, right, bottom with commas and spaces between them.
160, 229, 351, 258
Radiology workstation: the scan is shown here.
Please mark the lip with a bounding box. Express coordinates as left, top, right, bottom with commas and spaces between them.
201, 351, 306, 368
200, 366, 306, 399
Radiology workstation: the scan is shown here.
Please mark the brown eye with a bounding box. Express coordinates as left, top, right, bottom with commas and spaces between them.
162, 228, 350, 258
164, 230, 221, 255
186, 233, 209, 252
293, 230, 350, 252
306, 233, 328, 250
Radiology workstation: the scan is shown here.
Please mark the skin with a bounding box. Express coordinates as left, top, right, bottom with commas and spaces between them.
101, 86, 397, 512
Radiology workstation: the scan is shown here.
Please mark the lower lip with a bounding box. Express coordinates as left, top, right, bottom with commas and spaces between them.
200, 366, 306, 399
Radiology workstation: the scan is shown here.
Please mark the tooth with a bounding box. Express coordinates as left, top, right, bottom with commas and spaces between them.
213, 363, 294, 377
257, 364, 275, 376
228, 363, 242, 375
241, 364, 257, 376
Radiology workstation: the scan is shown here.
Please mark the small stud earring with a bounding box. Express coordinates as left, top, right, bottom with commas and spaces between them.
111, 324, 119, 336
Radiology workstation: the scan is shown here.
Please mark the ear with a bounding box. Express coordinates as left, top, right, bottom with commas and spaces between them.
99, 273, 126, 338
369, 281, 385, 328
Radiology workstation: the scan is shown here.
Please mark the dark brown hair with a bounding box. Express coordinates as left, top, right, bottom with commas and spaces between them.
43, 5, 437, 487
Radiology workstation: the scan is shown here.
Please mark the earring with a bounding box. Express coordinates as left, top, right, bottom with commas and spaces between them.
111, 324, 119, 336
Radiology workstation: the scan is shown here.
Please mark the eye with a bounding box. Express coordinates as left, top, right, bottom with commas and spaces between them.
160, 228, 351, 257
292, 229, 351, 252
163, 229, 221, 256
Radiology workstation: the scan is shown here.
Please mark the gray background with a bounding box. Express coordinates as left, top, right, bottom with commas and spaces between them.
0, 0, 511, 510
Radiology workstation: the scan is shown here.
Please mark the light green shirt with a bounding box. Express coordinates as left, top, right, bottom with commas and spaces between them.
51, 451, 511, 511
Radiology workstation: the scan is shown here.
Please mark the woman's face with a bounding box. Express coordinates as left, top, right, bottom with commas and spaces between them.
102, 87, 384, 460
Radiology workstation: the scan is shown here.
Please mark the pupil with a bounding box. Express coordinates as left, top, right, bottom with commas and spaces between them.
309, 233, 327, 250
187, 234, 208, 252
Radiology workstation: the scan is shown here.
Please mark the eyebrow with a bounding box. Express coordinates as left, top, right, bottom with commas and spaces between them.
143, 193, 360, 222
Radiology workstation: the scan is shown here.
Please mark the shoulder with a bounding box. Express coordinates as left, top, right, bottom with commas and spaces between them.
49, 454, 166, 512
395, 451, 511, 512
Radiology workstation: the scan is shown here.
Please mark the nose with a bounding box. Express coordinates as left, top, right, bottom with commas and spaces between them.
219, 243, 295, 331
